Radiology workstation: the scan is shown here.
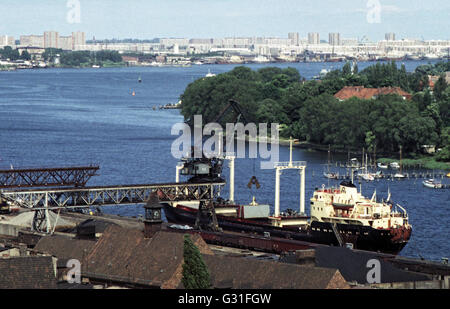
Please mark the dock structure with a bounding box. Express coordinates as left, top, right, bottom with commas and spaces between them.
1, 181, 225, 233
327, 173, 450, 185
0, 166, 99, 189
273, 138, 307, 220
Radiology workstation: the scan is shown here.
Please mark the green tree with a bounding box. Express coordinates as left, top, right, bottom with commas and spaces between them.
20, 50, 31, 61
365, 131, 376, 153
433, 75, 448, 101
436, 127, 450, 161
181, 235, 212, 289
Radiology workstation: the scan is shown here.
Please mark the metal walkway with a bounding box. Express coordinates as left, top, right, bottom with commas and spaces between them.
0, 166, 99, 189
1, 181, 225, 233
0, 182, 225, 210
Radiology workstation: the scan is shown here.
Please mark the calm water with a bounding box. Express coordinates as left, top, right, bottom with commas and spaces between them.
0, 61, 448, 261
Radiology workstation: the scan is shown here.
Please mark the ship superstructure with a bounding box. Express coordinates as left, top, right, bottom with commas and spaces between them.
310, 182, 410, 231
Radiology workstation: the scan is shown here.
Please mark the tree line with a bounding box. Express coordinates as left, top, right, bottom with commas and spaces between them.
0, 46, 31, 61
180, 62, 449, 160
42, 49, 123, 67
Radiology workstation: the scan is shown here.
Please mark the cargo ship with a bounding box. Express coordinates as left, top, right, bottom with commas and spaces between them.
163, 146, 412, 255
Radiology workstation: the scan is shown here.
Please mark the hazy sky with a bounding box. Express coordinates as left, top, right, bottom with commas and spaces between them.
1, 0, 449, 41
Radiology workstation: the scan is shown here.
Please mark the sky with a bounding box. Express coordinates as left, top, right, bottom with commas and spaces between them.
0, 0, 449, 41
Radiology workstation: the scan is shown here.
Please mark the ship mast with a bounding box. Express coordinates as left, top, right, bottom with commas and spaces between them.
399, 145, 403, 175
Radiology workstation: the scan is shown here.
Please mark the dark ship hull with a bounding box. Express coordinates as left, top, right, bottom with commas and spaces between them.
163, 204, 411, 255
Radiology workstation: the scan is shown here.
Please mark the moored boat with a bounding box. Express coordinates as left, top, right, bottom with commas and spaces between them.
390, 162, 400, 169
378, 163, 388, 169
423, 179, 443, 189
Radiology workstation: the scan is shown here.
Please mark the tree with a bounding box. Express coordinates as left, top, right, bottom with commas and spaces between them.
436, 127, 450, 162
433, 75, 448, 101
181, 235, 212, 289
365, 131, 376, 153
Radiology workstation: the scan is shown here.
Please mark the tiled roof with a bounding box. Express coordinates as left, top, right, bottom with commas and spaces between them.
82, 226, 213, 288
0, 256, 57, 289
34, 235, 96, 262
334, 86, 412, 100
201, 254, 349, 289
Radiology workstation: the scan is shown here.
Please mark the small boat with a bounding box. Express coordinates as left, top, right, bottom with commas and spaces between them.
377, 163, 388, 169
138, 76, 142, 83
324, 172, 338, 179
372, 171, 383, 179
390, 162, 400, 169
205, 69, 216, 78
447, 173, 450, 178
92, 64, 100, 69
394, 173, 406, 179
360, 173, 375, 181
423, 179, 443, 189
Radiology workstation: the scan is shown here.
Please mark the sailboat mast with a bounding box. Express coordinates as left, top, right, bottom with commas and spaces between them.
362, 147, 365, 170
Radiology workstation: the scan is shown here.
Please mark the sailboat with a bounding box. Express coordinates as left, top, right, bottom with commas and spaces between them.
358, 149, 374, 181
324, 145, 338, 179
394, 147, 406, 179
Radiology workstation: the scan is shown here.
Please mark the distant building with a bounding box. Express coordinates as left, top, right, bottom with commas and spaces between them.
122, 56, 139, 66
0, 35, 15, 48
329, 33, 341, 46
308, 32, 320, 45
334, 86, 412, 101
288, 32, 300, 46
385, 33, 396, 41
44, 31, 59, 49
59, 36, 73, 51
72, 31, 86, 50
20, 35, 44, 48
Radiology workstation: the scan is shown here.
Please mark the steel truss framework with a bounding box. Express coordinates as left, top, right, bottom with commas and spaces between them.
0, 166, 100, 189
1, 182, 225, 210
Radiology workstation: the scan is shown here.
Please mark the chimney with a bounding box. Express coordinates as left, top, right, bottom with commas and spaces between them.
143, 193, 163, 238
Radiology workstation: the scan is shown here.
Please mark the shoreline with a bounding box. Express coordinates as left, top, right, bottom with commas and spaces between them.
1, 58, 444, 72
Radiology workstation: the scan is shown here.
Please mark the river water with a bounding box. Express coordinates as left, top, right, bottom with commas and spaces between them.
0, 60, 448, 261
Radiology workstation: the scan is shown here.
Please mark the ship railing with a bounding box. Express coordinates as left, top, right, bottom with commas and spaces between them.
394, 203, 408, 218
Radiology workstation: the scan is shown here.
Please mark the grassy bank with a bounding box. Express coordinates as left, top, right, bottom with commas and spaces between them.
378, 157, 450, 171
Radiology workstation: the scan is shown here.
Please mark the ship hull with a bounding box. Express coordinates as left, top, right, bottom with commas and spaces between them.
163, 204, 411, 255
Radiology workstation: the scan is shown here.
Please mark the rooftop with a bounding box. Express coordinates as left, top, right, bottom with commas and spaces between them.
334, 86, 412, 101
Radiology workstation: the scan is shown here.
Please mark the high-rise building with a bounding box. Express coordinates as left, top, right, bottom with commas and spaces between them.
72, 31, 86, 50
44, 31, 60, 49
308, 32, 320, 45
288, 32, 300, 46
20, 35, 44, 48
59, 36, 73, 50
329, 33, 341, 46
0, 35, 15, 47
385, 33, 396, 41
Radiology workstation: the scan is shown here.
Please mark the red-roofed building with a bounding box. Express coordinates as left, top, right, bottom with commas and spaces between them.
334, 86, 412, 101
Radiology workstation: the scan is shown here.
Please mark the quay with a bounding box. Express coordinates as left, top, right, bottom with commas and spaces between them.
0, 164, 449, 289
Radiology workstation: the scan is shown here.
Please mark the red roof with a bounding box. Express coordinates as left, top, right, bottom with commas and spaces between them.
334, 86, 412, 100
